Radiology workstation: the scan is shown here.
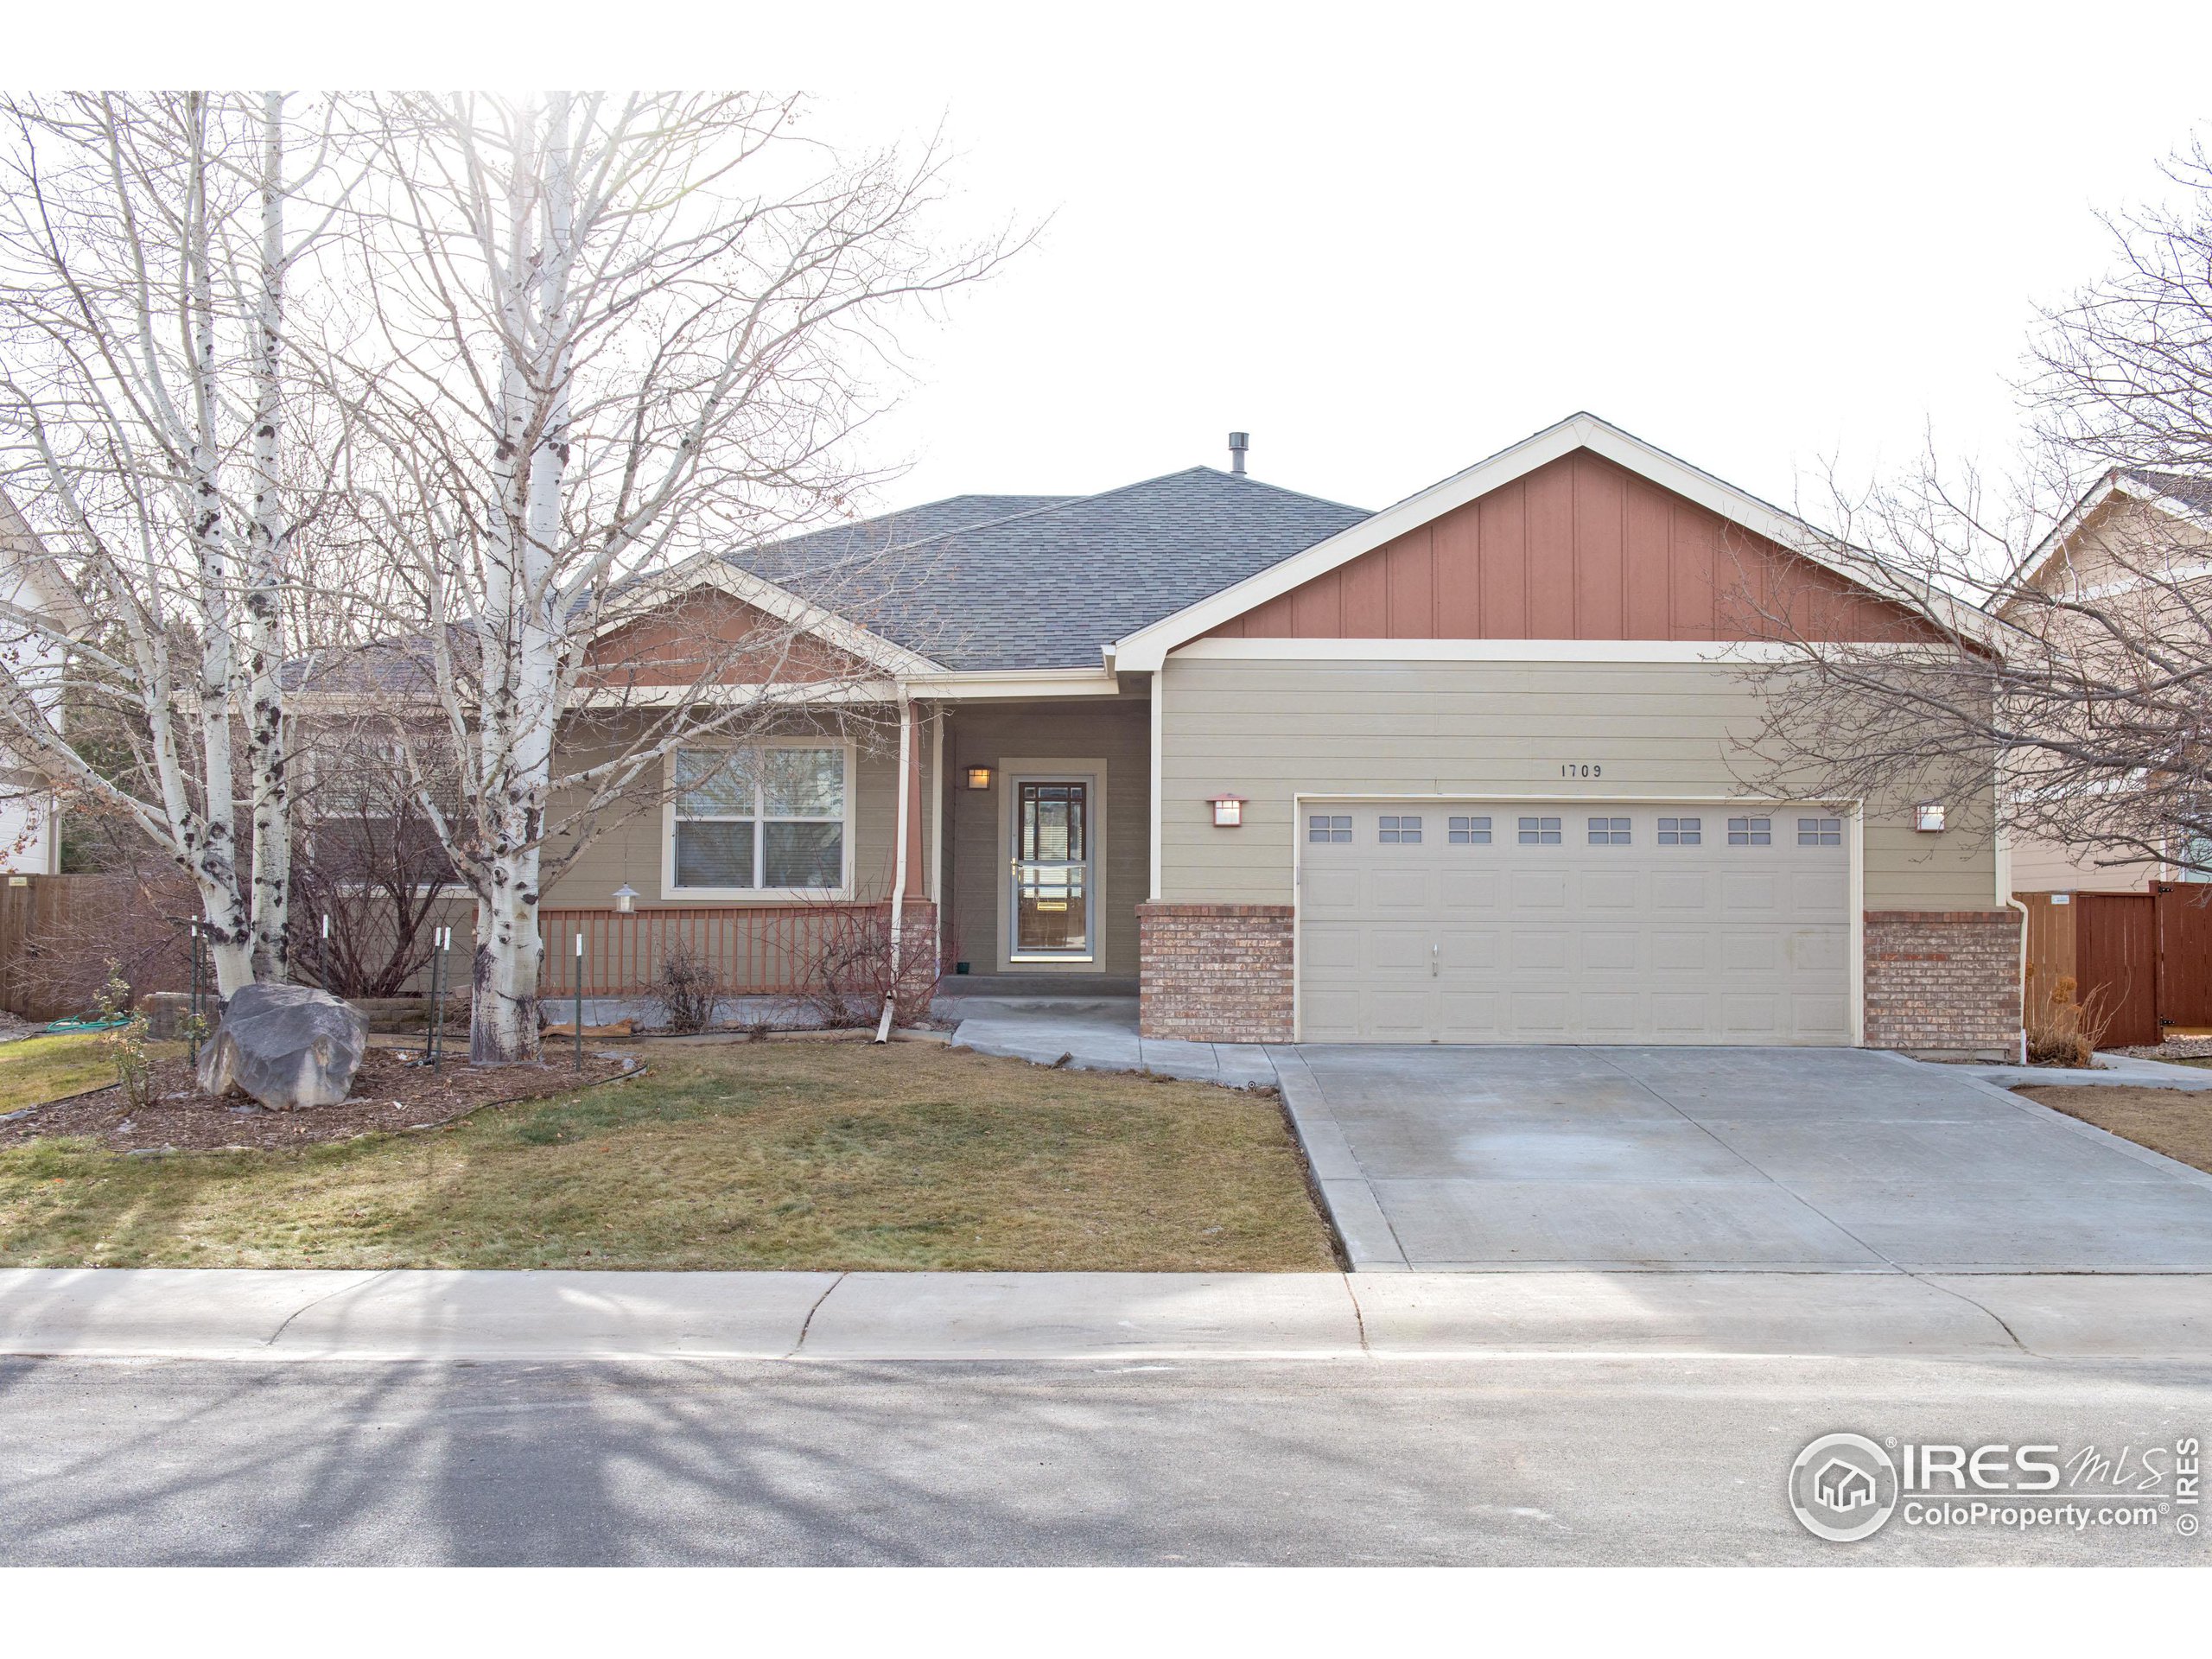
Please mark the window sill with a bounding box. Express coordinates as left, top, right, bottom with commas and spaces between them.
1008, 953, 1097, 964
660, 888, 856, 904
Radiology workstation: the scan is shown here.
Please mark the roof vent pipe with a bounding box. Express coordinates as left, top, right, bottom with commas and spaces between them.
1228, 431, 1249, 475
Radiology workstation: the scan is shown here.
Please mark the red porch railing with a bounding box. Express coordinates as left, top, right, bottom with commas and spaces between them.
534, 901, 935, 997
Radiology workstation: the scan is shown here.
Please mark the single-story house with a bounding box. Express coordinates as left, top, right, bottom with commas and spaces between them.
545, 412, 2019, 1057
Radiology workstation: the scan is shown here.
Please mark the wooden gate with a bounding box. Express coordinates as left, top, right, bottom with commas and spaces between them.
2153, 881, 2212, 1032
2075, 892, 2159, 1046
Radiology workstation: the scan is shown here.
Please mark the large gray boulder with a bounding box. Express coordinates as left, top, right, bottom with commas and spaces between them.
197, 982, 368, 1110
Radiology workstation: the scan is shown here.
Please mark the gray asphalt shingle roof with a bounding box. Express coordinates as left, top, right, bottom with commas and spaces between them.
733, 467, 1371, 671
2121, 469, 2212, 519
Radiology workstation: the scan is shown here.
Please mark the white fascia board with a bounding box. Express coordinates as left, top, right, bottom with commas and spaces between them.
1114, 412, 1999, 670
607, 556, 947, 680
1173, 638, 1808, 663
903, 666, 1122, 700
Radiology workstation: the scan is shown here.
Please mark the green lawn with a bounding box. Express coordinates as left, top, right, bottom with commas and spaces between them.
0, 1032, 185, 1113
0, 1041, 1338, 1272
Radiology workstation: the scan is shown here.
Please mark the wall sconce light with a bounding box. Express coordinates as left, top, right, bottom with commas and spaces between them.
1914, 803, 1947, 833
612, 883, 639, 914
1210, 793, 1247, 828
965, 766, 994, 791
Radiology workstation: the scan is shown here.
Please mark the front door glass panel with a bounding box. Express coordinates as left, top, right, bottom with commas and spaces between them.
1015, 781, 1090, 954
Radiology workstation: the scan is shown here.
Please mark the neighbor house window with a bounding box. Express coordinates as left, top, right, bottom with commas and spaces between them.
1448, 816, 1492, 844
1378, 814, 1422, 844
1657, 817, 1700, 846
671, 746, 846, 893
1727, 816, 1771, 846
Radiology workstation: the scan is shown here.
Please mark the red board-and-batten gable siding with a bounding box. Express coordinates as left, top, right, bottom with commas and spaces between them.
582, 588, 874, 688
1203, 448, 1946, 645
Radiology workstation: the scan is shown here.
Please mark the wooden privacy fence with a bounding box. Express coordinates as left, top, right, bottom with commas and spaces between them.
2019, 884, 2212, 1047
0, 874, 121, 1020
534, 901, 936, 998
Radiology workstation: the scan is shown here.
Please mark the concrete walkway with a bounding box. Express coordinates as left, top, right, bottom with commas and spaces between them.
7, 1266, 2212, 1361
948, 996, 1277, 1088
1279, 1045, 2212, 1274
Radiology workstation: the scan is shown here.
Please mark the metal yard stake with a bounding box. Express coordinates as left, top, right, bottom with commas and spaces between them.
574, 930, 585, 1071
187, 922, 204, 1067
428, 925, 448, 1071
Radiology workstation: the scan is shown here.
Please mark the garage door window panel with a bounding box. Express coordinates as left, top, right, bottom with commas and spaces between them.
1518, 817, 1561, 844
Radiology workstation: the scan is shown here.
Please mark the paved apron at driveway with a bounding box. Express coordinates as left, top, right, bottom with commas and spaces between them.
1271, 1045, 2212, 1273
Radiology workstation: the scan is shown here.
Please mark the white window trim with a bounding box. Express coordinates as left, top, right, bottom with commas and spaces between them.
660, 737, 856, 902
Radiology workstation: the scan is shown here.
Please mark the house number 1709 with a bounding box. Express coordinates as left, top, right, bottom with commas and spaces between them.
1560, 763, 1603, 778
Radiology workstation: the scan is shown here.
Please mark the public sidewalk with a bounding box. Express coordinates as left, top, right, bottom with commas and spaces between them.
6, 1267, 2212, 1362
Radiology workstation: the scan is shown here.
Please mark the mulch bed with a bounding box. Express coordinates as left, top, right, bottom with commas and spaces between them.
0, 1046, 638, 1154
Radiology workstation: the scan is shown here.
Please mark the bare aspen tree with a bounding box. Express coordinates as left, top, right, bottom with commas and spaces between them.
1744, 143, 2212, 878
324, 93, 1014, 1061
0, 92, 339, 993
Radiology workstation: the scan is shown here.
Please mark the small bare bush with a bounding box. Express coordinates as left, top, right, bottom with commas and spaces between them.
648, 940, 721, 1033
795, 904, 941, 1029
2025, 970, 2119, 1068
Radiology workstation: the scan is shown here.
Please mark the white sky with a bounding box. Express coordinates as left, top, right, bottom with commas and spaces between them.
27, 0, 2212, 526
814, 5, 2212, 522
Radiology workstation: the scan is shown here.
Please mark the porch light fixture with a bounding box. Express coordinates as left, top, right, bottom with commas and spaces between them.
612, 883, 639, 914
1915, 803, 1947, 833
1210, 793, 1248, 829
965, 765, 994, 791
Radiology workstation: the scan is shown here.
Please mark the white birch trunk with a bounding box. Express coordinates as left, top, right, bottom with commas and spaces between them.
242, 90, 291, 981
468, 93, 571, 1062
182, 92, 252, 996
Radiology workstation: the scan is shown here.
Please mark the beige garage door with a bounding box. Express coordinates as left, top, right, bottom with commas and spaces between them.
1298, 801, 1850, 1045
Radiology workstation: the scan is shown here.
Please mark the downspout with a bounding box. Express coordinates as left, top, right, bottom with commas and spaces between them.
876, 689, 914, 1043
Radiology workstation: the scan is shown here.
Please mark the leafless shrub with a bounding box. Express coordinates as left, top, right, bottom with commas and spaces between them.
793, 903, 940, 1029
2024, 969, 2120, 1068
649, 939, 721, 1034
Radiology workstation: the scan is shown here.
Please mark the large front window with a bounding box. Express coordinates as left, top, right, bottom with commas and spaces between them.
671, 745, 847, 893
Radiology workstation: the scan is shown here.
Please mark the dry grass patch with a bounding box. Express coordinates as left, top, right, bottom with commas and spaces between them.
0, 1033, 188, 1114
0, 1042, 1338, 1272
2016, 1084, 2212, 1175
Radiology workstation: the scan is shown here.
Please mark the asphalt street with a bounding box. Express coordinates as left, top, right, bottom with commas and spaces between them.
3, 1354, 2207, 1566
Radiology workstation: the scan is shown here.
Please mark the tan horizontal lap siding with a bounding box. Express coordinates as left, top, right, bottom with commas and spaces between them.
540, 709, 931, 909
1158, 657, 1997, 912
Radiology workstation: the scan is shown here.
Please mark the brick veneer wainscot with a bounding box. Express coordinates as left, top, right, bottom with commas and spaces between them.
1137, 903, 1295, 1043
1862, 909, 2022, 1057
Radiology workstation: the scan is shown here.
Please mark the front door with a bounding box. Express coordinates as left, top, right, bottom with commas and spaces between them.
1012, 779, 1091, 958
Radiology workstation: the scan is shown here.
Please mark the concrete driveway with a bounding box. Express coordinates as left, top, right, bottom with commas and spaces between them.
1274, 1046, 2212, 1272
